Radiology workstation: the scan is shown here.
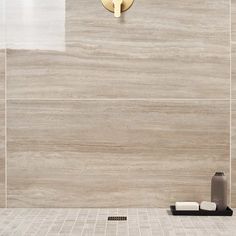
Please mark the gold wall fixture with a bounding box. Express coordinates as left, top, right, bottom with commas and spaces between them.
101, 0, 134, 17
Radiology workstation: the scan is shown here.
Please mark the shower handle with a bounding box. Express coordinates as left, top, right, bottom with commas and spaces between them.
113, 0, 122, 17
101, 0, 134, 18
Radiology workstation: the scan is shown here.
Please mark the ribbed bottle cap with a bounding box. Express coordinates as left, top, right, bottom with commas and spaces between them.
215, 172, 224, 176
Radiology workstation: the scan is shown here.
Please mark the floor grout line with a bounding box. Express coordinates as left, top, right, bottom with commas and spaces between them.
146, 208, 153, 236
81, 208, 90, 236
104, 209, 108, 236
22, 208, 43, 235
137, 209, 142, 236
69, 208, 81, 235
58, 209, 70, 234
45, 209, 62, 236
92, 208, 99, 236
9, 209, 32, 236
0, 208, 19, 235
32, 209, 52, 236
126, 208, 129, 236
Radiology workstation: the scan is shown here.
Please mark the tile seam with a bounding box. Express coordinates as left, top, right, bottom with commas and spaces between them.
230, 0, 232, 206
4, 2, 7, 208
5, 98, 232, 101
4, 48, 6, 208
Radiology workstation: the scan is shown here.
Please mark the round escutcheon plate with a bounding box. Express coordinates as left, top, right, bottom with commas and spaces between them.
101, 0, 134, 13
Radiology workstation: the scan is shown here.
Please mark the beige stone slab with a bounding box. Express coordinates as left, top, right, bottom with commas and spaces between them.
5, 0, 65, 45
232, 159, 236, 207
66, 0, 229, 45
0, 49, 5, 99
0, 100, 5, 207
6, 0, 230, 99
232, 4, 236, 207
232, 0, 236, 42
232, 44, 236, 99
7, 100, 229, 207
5, 0, 229, 45
231, 100, 236, 207
0, 0, 5, 45
7, 41, 230, 99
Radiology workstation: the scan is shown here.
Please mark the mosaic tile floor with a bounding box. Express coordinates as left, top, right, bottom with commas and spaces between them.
0, 208, 235, 236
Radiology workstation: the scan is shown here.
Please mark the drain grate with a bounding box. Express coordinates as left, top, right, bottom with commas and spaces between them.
108, 216, 127, 221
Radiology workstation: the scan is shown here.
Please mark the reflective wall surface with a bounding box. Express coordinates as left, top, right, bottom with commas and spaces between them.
0, 0, 235, 207
5, 0, 65, 50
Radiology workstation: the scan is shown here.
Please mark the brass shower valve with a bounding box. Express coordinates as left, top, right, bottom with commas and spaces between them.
101, 0, 134, 18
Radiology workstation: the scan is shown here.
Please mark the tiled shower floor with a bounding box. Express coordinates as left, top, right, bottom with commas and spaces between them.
0, 208, 235, 236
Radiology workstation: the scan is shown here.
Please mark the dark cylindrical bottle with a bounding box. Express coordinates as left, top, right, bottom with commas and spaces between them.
211, 172, 227, 211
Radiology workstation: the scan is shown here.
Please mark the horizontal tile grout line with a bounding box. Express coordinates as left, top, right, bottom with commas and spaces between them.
5, 98, 232, 101
4, 41, 235, 45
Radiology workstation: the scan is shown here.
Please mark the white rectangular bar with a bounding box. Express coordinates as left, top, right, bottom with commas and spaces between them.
200, 201, 217, 211
175, 202, 199, 211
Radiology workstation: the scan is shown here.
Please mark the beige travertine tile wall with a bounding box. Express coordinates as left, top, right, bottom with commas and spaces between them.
1, 0, 233, 207
7, 100, 229, 207
232, 102, 236, 206
0, 101, 4, 207
0, 46, 5, 207
232, 0, 236, 42
0, 49, 5, 99
0, 0, 4, 45
232, 0, 236, 207
7, 0, 230, 99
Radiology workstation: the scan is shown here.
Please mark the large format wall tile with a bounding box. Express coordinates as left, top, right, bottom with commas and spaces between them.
6, 0, 230, 99
232, 0, 236, 42
233, 45, 236, 98
0, 49, 5, 99
7, 42, 229, 99
0, 101, 5, 207
66, 0, 229, 45
5, 0, 65, 45
0, 0, 5, 44
232, 101, 236, 207
5, 0, 229, 45
232, 1, 236, 207
8, 100, 229, 207
0, 44, 4, 207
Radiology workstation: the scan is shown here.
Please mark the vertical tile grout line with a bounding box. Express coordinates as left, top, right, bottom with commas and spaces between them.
104, 209, 108, 236
230, 0, 232, 206
58, 209, 70, 234
4, 49, 7, 209
69, 208, 81, 235
146, 208, 153, 236
92, 208, 99, 236
137, 209, 142, 236
45, 209, 61, 236
127, 208, 130, 236
81, 208, 90, 235
4, 0, 7, 208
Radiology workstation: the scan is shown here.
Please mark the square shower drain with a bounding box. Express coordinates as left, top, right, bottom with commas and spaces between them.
108, 216, 127, 221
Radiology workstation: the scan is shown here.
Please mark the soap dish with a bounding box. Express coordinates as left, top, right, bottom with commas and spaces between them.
170, 205, 233, 216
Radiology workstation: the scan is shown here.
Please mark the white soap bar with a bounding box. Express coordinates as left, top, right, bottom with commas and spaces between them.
200, 201, 216, 211
175, 202, 199, 211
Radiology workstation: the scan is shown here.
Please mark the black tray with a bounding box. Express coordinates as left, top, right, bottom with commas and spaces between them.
170, 205, 233, 216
